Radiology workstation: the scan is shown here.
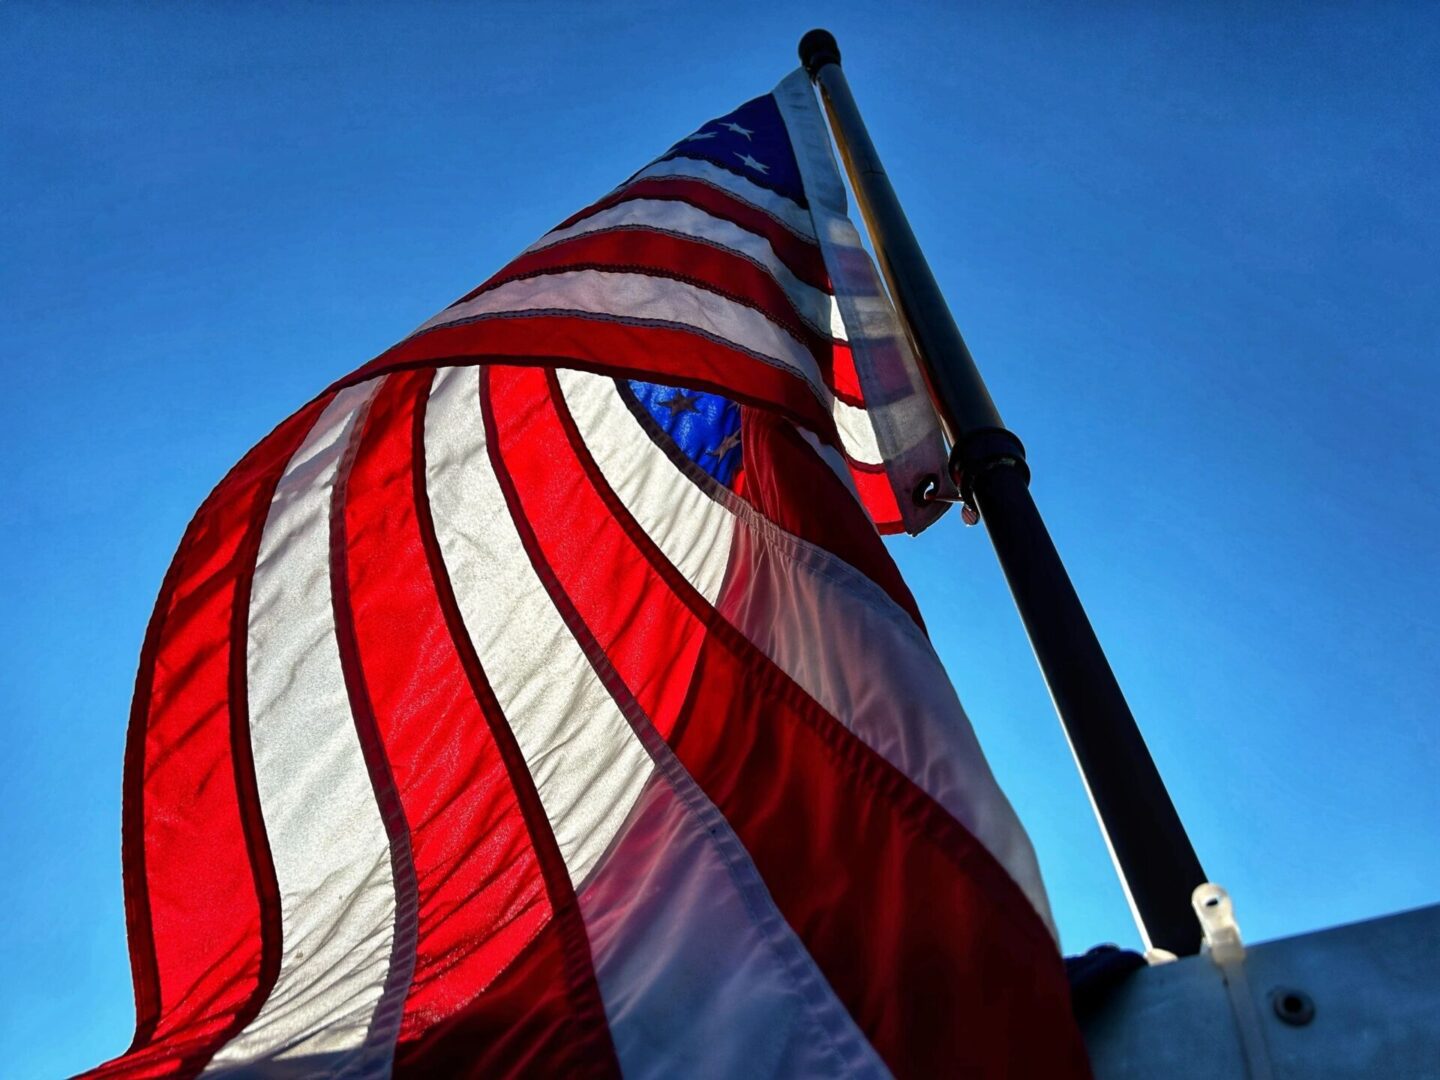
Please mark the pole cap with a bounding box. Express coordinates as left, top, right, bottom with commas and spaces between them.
798, 29, 841, 78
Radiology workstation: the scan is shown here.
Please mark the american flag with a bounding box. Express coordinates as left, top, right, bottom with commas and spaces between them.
93, 70, 1088, 1078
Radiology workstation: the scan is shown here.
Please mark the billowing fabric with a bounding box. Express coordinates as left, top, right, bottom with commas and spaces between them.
90, 70, 1090, 1079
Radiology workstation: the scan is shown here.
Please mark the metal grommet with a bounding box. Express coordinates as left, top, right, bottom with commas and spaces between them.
913, 476, 940, 507
1270, 987, 1315, 1026
914, 475, 968, 512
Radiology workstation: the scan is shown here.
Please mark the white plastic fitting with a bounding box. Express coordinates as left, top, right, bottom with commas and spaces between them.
1193, 882, 1245, 965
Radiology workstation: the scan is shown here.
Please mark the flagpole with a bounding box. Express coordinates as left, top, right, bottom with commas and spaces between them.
800, 29, 1208, 957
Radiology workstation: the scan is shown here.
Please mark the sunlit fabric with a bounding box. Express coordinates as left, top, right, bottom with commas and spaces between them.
627, 380, 744, 488
89, 69, 1089, 1080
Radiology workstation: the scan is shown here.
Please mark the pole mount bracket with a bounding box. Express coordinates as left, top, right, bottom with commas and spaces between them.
949, 427, 1029, 522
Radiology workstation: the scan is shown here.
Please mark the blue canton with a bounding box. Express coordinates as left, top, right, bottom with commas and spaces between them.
628, 380, 743, 487
657, 93, 805, 207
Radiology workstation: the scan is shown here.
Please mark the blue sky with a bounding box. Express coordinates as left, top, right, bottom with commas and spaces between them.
2, 3, 1437, 1075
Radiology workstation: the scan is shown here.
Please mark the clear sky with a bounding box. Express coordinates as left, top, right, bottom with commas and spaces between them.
3, 3, 1437, 1076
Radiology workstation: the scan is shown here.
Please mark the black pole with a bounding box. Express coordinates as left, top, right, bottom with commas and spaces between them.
799, 29, 1207, 956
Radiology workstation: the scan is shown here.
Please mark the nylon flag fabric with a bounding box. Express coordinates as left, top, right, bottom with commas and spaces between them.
91, 70, 1090, 1079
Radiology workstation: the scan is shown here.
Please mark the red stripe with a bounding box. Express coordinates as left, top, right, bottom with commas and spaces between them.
390, 367, 619, 1078
393, 921, 603, 1079
831, 341, 862, 401
486, 230, 835, 365
337, 367, 551, 1043
328, 378, 420, 1052
546, 177, 828, 291
848, 460, 906, 535
475, 231, 865, 411
92, 395, 332, 1079
443, 179, 824, 314
491, 366, 1087, 1078
737, 404, 921, 625
673, 633, 1090, 1079
488, 366, 706, 740
343, 314, 838, 447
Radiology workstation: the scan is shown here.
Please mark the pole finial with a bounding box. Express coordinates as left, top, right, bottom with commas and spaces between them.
798, 29, 840, 79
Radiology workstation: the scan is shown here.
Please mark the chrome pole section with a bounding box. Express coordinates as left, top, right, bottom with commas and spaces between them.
799, 28, 1207, 956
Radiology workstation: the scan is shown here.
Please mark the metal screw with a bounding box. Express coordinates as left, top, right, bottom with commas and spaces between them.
1270, 987, 1315, 1026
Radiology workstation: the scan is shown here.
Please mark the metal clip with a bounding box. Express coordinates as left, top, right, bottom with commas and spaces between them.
914, 475, 980, 525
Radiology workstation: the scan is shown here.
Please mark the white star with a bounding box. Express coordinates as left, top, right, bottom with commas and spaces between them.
684, 131, 717, 141
706, 430, 742, 458
659, 391, 700, 417
734, 152, 769, 174
720, 121, 754, 139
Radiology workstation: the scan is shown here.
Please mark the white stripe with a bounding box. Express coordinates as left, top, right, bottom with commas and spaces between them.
627, 156, 814, 240
420, 267, 880, 464
422, 364, 651, 886
796, 426, 863, 502
535, 198, 877, 466
415, 269, 826, 402
581, 772, 890, 1079
560, 369, 736, 605
207, 381, 401, 1077
718, 523, 1056, 939
832, 396, 883, 466
418, 367, 886, 1075
557, 368, 1057, 936
528, 198, 846, 343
